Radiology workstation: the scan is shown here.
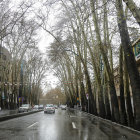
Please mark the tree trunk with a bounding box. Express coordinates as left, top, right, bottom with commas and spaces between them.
90, 0, 120, 122
84, 64, 97, 115
123, 0, 140, 26
80, 81, 87, 111
116, 0, 140, 130
104, 72, 111, 120
79, 62, 87, 111
103, 0, 113, 72
84, 20, 106, 117
119, 45, 127, 125
124, 54, 134, 127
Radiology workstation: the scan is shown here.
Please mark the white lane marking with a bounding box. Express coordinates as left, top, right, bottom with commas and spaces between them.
27, 122, 38, 128
72, 122, 76, 129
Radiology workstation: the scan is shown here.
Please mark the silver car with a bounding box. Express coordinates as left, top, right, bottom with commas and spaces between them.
44, 104, 55, 114
18, 104, 32, 113
33, 105, 39, 111
61, 105, 67, 110
39, 104, 44, 109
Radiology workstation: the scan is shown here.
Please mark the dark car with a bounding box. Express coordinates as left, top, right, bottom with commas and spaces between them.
39, 104, 44, 109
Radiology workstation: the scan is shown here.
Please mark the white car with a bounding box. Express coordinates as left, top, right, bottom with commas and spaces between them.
61, 105, 67, 110
18, 104, 32, 113
33, 105, 39, 111
44, 104, 55, 114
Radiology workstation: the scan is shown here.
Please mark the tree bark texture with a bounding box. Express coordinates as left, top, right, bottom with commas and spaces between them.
90, 0, 120, 122
104, 71, 112, 120
119, 45, 127, 125
123, 0, 140, 26
124, 54, 134, 127
116, 0, 140, 130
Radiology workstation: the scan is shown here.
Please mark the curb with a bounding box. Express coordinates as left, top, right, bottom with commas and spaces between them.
69, 108, 140, 136
0, 110, 43, 122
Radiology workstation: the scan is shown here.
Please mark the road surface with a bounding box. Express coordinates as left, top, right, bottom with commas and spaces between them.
0, 108, 139, 140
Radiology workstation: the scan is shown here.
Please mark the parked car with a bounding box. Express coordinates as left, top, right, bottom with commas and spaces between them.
54, 105, 58, 109
44, 104, 55, 114
39, 104, 44, 109
61, 105, 67, 110
33, 105, 39, 111
18, 104, 32, 113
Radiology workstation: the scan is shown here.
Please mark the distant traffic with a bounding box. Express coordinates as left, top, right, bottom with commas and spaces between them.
18, 104, 67, 114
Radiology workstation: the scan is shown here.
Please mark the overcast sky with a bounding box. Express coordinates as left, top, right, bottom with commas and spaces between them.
37, 3, 61, 93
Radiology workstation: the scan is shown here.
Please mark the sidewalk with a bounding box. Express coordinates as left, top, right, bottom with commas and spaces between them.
0, 109, 18, 117
0, 109, 42, 122
69, 108, 140, 136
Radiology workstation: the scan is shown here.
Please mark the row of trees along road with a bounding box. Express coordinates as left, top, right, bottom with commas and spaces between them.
0, 0, 140, 131
39, 0, 140, 130
0, 1, 48, 109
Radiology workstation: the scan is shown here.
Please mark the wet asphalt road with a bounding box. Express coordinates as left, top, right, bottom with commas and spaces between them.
0, 108, 139, 140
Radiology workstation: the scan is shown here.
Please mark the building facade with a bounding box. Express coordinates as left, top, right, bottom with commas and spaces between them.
0, 46, 11, 108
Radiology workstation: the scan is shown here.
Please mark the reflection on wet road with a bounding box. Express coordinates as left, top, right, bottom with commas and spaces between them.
0, 109, 139, 140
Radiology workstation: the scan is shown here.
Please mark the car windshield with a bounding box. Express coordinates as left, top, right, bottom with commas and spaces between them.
21, 104, 29, 107
46, 104, 53, 107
